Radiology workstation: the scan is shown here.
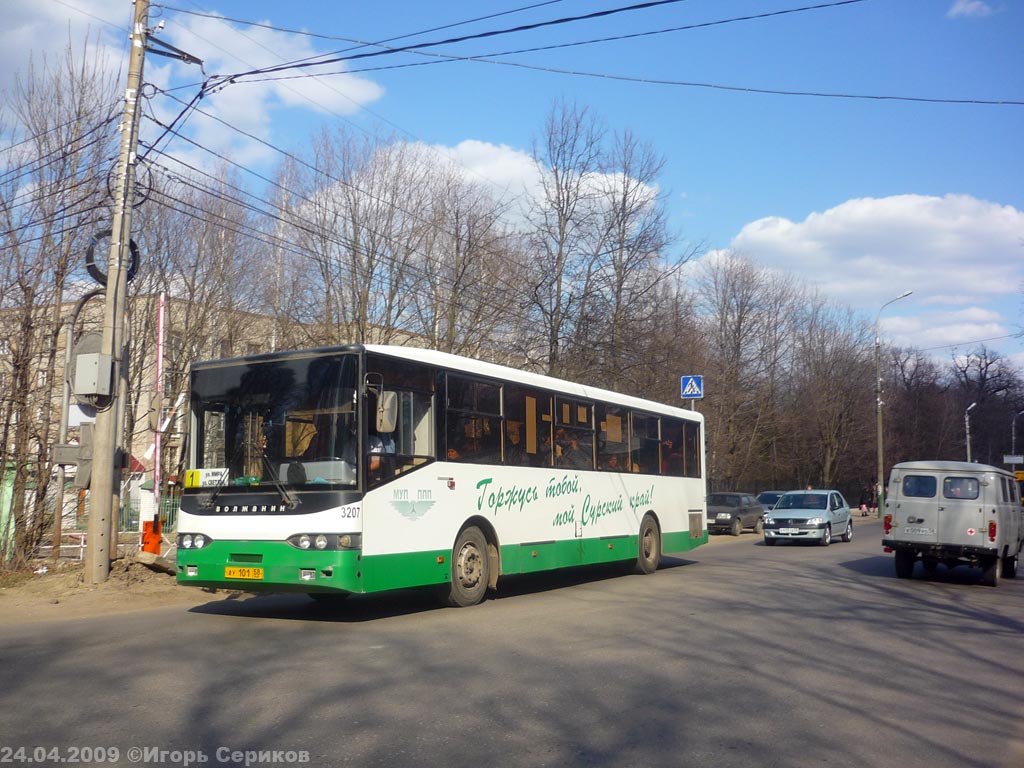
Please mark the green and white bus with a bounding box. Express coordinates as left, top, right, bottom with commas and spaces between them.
176, 345, 707, 606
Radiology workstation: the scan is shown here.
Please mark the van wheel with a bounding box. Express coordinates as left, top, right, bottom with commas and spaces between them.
818, 525, 831, 547
443, 526, 490, 607
841, 520, 853, 542
1001, 554, 1018, 579
635, 514, 661, 574
980, 556, 1001, 587
730, 517, 742, 537
894, 550, 915, 579
753, 518, 764, 535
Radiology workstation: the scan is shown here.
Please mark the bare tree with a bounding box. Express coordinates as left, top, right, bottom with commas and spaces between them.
523, 100, 605, 377
0, 39, 118, 566
571, 129, 689, 390
791, 298, 871, 488
284, 129, 431, 345
406, 163, 516, 356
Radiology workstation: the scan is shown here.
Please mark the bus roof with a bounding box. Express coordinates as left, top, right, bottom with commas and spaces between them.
191, 343, 702, 424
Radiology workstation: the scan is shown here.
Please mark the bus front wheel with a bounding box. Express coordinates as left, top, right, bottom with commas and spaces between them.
444, 526, 490, 607
635, 514, 661, 574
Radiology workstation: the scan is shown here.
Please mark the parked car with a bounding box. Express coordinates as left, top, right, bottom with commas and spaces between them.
882, 460, 1024, 586
763, 490, 853, 546
707, 492, 765, 536
756, 490, 786, 510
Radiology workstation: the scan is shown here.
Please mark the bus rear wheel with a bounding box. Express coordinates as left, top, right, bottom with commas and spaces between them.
444, 526, 490, 607
635, 514, 661, 574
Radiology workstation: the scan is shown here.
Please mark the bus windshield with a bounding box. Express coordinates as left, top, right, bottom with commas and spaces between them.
189, 354, 359, 491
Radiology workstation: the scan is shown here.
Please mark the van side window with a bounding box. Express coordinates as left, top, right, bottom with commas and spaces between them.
943, 476, 979, 500
902, 475, 936, 498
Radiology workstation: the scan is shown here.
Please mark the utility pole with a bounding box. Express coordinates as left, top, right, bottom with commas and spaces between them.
85, 0, 150, 585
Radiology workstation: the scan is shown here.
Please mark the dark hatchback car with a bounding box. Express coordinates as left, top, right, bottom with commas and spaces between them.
756, 490, 786, 510
707, 492, 765, 536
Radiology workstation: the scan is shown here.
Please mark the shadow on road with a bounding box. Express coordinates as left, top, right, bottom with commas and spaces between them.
187, 555, 701, 623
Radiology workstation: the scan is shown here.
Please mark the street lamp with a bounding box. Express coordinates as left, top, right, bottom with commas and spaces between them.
875, 290, 913, 516
1012, 409, 1024, 456
965, 402, 977, 462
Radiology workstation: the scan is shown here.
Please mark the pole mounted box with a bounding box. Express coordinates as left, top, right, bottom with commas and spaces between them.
73, 352, 113, 397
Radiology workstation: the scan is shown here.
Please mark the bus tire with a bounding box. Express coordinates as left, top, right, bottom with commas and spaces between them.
635, 514, 661, 574
445, 526, 489, 607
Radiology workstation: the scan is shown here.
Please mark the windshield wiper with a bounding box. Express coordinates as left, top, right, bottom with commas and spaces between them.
262, 454, 300, 510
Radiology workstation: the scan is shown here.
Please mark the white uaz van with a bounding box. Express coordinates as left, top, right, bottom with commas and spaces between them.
882, 460, 1024, 586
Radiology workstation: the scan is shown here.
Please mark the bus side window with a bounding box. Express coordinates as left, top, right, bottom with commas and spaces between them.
596, 404, 627, 472
660, 418, 684, 476
504, 386, 551, 466
630, 412, 659, 474
446, 375, 501, 465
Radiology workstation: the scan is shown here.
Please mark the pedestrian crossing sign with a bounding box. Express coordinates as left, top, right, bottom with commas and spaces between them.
680, 375, 704, 399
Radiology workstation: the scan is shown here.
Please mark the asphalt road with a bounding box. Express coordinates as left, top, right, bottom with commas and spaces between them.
2, 517, 1022, 768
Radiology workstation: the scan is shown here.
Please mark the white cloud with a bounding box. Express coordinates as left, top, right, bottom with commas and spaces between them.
947, 1, 996, 19
726, 194, 1024, 354
0, 0, 126, 96
443, 140, 541, 199
4, 2, 385, 172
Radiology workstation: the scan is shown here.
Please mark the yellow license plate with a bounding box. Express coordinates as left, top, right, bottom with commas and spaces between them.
225, 566, 264, 580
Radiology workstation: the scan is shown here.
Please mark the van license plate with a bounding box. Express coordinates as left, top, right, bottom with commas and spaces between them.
225, 566, 264, 580
903, 526, 933, 536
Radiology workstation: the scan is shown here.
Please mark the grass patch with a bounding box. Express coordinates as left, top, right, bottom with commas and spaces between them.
0, 570, 34, 589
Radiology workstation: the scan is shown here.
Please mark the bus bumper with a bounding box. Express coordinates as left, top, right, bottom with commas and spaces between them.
176, 540, 364, 594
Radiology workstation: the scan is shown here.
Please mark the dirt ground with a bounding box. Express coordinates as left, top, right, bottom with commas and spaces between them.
0, 557, 223, 625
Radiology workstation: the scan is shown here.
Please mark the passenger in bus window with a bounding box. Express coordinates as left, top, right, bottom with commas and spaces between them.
368, 432, 395, 481
661, 440, 683, 475
505, 425, 527, 465
558, 433, 591, 470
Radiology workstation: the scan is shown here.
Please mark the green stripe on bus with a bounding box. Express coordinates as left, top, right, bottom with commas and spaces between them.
177, 529, 710, 596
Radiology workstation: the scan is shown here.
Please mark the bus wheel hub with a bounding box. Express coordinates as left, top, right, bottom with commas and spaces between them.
457, 545, 482, 587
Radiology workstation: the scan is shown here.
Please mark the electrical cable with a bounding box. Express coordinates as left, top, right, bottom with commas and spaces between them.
156, 0, 569, 60
200, 0, 693, 85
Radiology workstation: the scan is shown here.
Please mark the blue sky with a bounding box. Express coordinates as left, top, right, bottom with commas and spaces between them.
9, 0, 1024, 362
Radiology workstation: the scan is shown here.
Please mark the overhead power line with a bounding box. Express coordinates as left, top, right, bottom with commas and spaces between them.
223, 1, 1021, 107
198, 0, 694, 86
157, 0, 569, 55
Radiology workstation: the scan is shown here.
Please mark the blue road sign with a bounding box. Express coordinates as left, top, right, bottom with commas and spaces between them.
680, 375, 704, 399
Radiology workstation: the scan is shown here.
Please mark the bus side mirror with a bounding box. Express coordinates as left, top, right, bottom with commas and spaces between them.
377, 391, 398, 433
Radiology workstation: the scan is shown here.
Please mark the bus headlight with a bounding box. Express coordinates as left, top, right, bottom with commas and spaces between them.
178, 533, 213, 549
287, 533, 362, 550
